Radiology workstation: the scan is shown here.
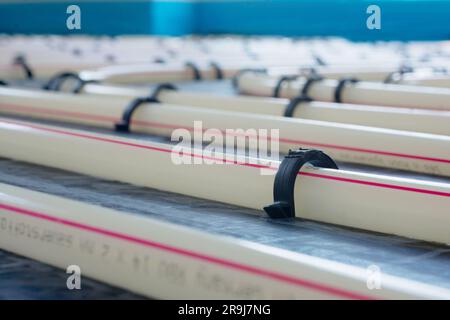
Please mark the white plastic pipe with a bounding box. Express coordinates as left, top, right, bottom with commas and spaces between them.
237, 73, 450, 111
78, 63, 406, 84
0, 118, 449, 245
269, 66, 400, 81
0, 61, 107, 81
79, 63, 233, 83
3, 35, 450, 84
81, 82, 450, 136
399, 74, 450, 88
267, 67, 450, 87
2, 183, 450, 299
0, 88, 449, 176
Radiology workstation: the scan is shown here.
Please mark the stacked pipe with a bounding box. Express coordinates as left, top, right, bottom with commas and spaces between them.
1, 35, 450, 300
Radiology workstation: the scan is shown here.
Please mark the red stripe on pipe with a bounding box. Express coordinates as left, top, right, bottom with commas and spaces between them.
300, 172, 450, 198
1, 102, 449, 164
279, 137, 450, 165
0, 103, 118, 122
0, 203, 373, 300
0, 118, 270, 171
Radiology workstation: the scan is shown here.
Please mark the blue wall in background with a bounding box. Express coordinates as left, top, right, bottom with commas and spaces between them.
196, 0, 450, 41
0, 1, 196, 35
151, 1, 196, 35
0, 0, 449, 41
0, 2, 153, 35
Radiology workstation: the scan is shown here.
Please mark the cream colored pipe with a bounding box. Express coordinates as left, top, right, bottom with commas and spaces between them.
81, 83, 450, 136
269, 67, 450, 87
75, 59, 448, 85
78, 62, 329, 84
3, 35, 450, 82
0, 88, 449, 176
3, 183, 450, 300
400, 75, 450, 88
237, 73, 450, 111
0, 62, 109, 81
269, 66, 401, 81
79, 63, 238, 83
0, 118, 449, 245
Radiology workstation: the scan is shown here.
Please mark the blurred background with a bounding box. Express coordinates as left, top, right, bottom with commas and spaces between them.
0, 0, 449, 41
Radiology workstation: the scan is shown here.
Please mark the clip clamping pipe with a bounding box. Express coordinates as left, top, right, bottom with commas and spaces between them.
115, 83, 177, 132
210, 62, 224, 79
42, 72, 98, 93
384, 66, 414, 84
273, 75, 299, 98
264, 149, 338, 219
283, 73, 324, 117
232, 68, 268, 89
0, 87, 449, 176
74, 81, 450, 136
334, 78, 360, 103
236, 72, 450, 111
13, 55, 34, 79
0, 118, 449, 244
185, 61, 202, 81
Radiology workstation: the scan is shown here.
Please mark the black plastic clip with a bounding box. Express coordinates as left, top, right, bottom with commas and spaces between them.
384, 66, 414, 84
334, 77, 359, 103
74, 79, 98, 93
283, 74, 323, 117
273, 75, 299, 98
185, 62, 202, 81
313, 54, 327, 66
210, 62, 224, 80
153, 57, 166, 64
44, 72, 78, 91
284, 96, 312, 117
300, 74, 323, 98
43, 72, 98, 93
13, 55, 33, 79
263, 149, 338, 219
231, 68, 267, 89
115, 83, 177, 132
